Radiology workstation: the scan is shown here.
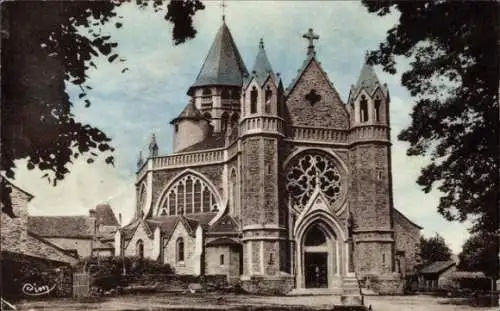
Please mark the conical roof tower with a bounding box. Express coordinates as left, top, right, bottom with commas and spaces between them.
188, 21, 248, 94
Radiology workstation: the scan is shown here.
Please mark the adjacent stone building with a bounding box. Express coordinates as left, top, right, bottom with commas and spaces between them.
116, 21, 422, 294
28, 204, 119, 258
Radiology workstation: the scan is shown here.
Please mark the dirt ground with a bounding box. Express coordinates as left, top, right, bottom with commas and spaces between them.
11, 293, 500, 311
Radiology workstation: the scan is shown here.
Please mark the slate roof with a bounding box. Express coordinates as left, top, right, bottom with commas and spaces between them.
146, 213, 218, 240
121, 219, 140, 241
176, 134, 225, 153
420, 261, 456, 275
189, 22, 248, 93
94, 204, 119, 227
354, 59, 381, 95
28, 216, 94, 238
208, 214, 239, 234
248, 39, 274, 86
170, 101, 205, 124
206, 237, 241, 247
393, 208, 423, 230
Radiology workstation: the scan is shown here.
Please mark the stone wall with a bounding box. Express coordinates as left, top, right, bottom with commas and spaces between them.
1, 184, 77, 265
205, 245, 241, 284
285, 59, 349, 129
240, 275, 295, 295
163, 222, 197, 275
393, 209, 421, 275
124, 222, 154, 259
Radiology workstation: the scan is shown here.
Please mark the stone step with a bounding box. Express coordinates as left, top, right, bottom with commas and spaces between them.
287, 287, 344, 296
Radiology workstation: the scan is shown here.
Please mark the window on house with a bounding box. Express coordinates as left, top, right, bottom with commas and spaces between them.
360, 96, 369, 123
174, 124, 179, 133
136, 239, 144, 259
220, 254, 224, 266
374, 98, 381, 122
161, 174, 217, 216
250, 87, 258, 114
177, 238, 184, 262
230, 113, 239, 128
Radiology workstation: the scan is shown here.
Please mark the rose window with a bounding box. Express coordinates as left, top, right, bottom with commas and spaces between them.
286, 153, 343, 210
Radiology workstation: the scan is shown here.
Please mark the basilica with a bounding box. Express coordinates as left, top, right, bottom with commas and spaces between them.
114, 19, 422, 295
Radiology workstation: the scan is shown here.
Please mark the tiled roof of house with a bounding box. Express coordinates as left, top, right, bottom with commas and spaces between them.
420, 260, 456, 275
176, 134, 225, 153
147, 215, 179, 238
189, 22, 248, 93
94, 204, 119, 227
28, 216, 94, 238
27, 232, 79, 259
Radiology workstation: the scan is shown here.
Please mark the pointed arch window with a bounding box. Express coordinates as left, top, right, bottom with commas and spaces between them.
250, 87, 258, 114
264, 87, 272, 113
202, 88, 212, 96
136, 239, 144, 258
374, 98, 381, 122
161, 173, 218, 216
221, 112, 229, 133
360, 96, 369, 123
176, 238, 184, 262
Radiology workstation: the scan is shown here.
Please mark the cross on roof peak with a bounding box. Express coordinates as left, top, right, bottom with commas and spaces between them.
302, 28, 319, 56
221, 0, 227, 22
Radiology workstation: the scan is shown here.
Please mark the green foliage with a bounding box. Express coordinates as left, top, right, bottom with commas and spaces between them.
362, 0, 498, 279
419, 234, 452, 265
1, 0, 205, 217
458, 232, 497, 278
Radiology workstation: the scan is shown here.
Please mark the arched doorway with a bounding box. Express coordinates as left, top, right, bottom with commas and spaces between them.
297, 219, 340, 289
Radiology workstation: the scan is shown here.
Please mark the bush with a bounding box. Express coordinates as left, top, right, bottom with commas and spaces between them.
76, 256, 174, 294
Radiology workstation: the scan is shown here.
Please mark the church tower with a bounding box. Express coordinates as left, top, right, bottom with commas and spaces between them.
187, 20, 248, 134
347, 56, 395, 276
239, 39, 287, 282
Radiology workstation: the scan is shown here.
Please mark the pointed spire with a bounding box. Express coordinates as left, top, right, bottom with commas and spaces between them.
188, 22, 248, 94
149, 134, 158, 158
137, 151, 144, 169
355, 52, 381, 95
250, 38, 274, 86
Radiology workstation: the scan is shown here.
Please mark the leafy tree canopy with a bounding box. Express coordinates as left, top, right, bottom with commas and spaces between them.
1, 0, 205, 217
458, 232, 498, 277
419, 234, 452, 266
362, 0, 498, 275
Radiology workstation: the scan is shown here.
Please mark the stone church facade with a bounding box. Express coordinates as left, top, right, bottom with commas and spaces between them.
115, 21, 421, 294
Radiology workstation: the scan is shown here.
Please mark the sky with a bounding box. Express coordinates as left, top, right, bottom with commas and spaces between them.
11, 1, 471, 254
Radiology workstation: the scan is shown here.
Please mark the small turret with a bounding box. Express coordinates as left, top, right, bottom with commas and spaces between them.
170, 100, 211, 152
137, 151, 144, 169
149, 134, 159, 158
348, 53, 390, 126
242, 38, 281, 118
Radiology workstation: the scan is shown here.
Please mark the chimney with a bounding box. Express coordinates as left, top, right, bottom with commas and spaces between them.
89, 209, 96, 218
119, 213, 122, 226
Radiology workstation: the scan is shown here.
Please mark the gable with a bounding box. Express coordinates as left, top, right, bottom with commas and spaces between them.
285, 58, 349, 129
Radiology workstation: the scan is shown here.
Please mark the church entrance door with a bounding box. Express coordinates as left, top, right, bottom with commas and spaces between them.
305, 252, 328, 288
301, 222, 336, 289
